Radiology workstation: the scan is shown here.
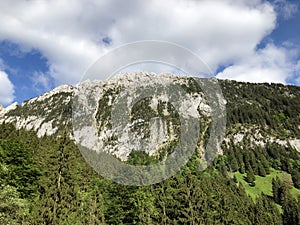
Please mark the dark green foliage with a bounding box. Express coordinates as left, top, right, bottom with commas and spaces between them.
245, 167, 256, 186
272, 177, 291, 206
220, 80, 300, 137
291, 169, 300, 189
0, 139, 40, 199
258, 163, 267, 177
33, 133, 81, 224
95, 87, 121, 130
0, 185, 30, 225
127, 150, 158, 166
131, 97, 157, 122
178, 77, 202, 94
230, 157, 239, 172
239, 163, 246, 174
1, 80, 300, 224
5, 91, 73, 135
1, 123, 293, 224
282, 195, 300, 225
272, 177, 281, 204
253, 194, 282, 225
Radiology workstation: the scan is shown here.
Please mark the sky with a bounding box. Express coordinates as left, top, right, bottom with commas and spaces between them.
0, 0, 300, 106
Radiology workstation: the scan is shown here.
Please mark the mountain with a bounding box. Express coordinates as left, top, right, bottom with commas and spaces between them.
1, 72, 300, 224
0, 84, 74, 137
0, 72, 299, 159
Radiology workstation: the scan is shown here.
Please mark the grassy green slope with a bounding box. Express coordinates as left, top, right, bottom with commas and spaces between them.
234, 169, 300, 200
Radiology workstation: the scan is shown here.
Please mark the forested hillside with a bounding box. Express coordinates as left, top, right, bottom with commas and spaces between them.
0, 79, 300, 224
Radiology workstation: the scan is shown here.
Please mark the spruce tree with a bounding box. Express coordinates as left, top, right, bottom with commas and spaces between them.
245, 167, 256, 186
230, 157, 239, 172
272, 177, 280, 204
282, 195, 299, 225
291, 169, 300, 189
32, 133, 82, 224
258, 163, 267, 177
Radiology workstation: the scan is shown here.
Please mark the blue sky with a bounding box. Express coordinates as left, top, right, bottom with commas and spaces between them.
0, 0, 300, 106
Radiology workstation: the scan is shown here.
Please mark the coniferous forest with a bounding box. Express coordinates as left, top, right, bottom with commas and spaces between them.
1, 80, 300, 224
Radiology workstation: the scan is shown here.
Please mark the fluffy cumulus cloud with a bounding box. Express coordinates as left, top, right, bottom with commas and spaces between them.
0, 71, 15, 105
217, 43, 299, 84
0, 0, 299, 86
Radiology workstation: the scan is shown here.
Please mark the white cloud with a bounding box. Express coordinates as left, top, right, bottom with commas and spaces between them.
0, 58, 5, 70
109, 0, 276, 69
31, 71, 53, 92
0, 0, 299, 86
273, 0, 298, 20
0, 71, 15, 105
293, 61, 300, 85
217, 44, 299, 83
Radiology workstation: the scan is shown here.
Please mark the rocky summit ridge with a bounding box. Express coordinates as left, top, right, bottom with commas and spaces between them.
0, 72, 300, 161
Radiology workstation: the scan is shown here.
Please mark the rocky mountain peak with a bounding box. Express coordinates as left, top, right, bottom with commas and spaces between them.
0, 73, 300, 161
